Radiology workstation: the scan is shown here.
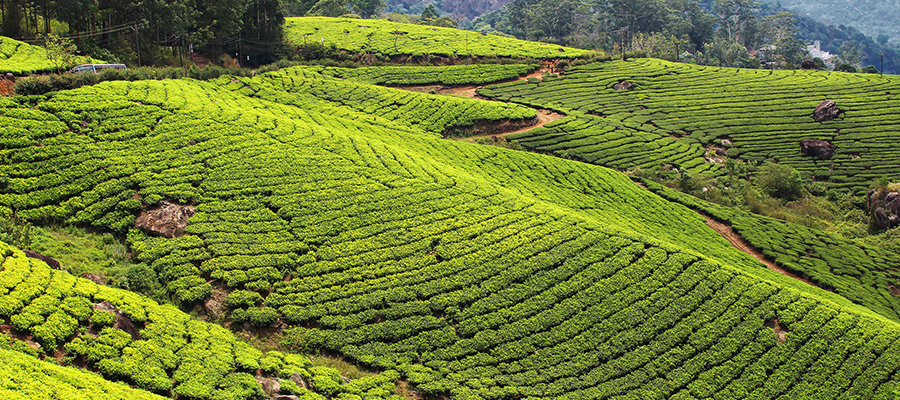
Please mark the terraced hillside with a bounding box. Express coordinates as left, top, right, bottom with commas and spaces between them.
284, 17, 593, 59
2, 66, 900, 399
480, 58, 900, 192
0, 241, 401, 399
0, 36, 98, 75
640, 179, 900, 321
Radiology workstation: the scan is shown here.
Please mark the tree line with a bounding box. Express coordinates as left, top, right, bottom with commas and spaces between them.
473, 0, 899, 72
0, 0, 382, 66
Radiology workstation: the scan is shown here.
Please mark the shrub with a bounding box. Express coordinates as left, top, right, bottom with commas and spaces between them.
755, 162, 804, 200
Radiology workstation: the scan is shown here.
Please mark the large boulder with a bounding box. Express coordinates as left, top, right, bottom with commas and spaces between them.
290, 372, 308, 389
813, 100, 841, 122
23, 250, 62, 270
799, 139, 836, 160
613, 81, 634, 91
134, 201, 195, 238
93, 301, 142, 340
80, 273, 106, 285
256, 377, 280, 396
869, 190, 900, 230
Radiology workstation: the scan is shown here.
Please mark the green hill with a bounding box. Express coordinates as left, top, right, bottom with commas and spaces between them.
284, 17, 595, 59
480, 58, 900, 193
2, 65, 900, 399
0, 240, 401, 399
0, 36, 99, 76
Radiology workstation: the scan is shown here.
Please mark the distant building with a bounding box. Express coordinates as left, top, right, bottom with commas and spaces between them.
807, 41, 834, 69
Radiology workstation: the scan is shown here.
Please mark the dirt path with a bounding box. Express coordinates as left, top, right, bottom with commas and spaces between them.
702, 214, 827, 289
632, 182, 825, 290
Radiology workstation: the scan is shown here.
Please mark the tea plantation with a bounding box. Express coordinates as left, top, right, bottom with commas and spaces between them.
284, 17, 594, 59
0, 36, 98, 76
0, 241, 401, 399
2, 65, 900, 399
481, 58, 900, 192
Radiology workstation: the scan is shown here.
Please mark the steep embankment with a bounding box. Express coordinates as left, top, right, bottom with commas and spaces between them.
1, 66, 900, 399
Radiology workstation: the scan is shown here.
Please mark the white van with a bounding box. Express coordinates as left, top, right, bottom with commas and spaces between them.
70, 64, 127, 73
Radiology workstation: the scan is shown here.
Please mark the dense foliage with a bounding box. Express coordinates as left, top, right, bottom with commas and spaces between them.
481, 58, 900, 192
767, 0, 900, 48
0, 241, 401, 399
1, 63, 900, 399
284, 17, 595, 58
0, 0, 285, 65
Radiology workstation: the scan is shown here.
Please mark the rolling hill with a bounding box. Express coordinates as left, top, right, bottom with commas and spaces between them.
284, 17, 594, 59
480, 58, 900, 193
2, 63, 900, 399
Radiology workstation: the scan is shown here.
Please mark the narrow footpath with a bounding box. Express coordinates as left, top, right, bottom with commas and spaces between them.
632, 182, 826, 291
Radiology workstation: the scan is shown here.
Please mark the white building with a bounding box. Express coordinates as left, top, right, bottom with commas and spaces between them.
807, 41, 835, 69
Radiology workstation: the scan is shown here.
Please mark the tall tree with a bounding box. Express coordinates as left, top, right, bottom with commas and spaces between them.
714, 0, 758, 44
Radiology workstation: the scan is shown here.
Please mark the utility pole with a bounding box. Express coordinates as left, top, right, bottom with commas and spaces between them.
618, 27, 627, 61
877, 51, 885, 77
133, 21, 141, 66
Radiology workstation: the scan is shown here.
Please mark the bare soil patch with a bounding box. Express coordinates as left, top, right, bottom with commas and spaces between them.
458, 109, 563, 140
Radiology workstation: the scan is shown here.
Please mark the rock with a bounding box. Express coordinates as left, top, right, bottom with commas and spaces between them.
801, 59, 816, 69
80, 273, 106, 285
613, 81, 634, 91
889, 285, 900, 297
4, 73, 14, 81
799, 139, 836, 160
813, 100, 841, 122
256, 377, 280, 396
874, 207, 892, 230
721, 139, 733, 147
290, 372, 308, 389
93, 301, 142, 340
885, 192, 900, 215
341, 375, 351, 384
23, 250, 62, 270
203, 299, 223, 319
274, 396, 300, 400
134, 201, 195, 238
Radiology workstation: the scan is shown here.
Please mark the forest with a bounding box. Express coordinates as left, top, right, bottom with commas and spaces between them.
1, 0, 898, 73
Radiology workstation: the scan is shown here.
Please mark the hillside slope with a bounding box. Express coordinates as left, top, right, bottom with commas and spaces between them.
481, 58, 900, 192
0, 240, 401, 399
1, 67, 900, 399
0, 36, 99, 75
284, 17, 593, 58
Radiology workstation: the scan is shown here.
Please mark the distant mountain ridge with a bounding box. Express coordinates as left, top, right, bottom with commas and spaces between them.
762, 0, 900, 45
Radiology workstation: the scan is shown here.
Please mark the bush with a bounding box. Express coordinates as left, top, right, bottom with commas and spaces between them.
862, 65, 879, 74
755, 162, 804, 200
124, 263, 160, 294
835, 63, 858, 73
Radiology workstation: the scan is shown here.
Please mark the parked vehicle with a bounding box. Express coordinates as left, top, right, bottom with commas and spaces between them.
70, 64, 127, 73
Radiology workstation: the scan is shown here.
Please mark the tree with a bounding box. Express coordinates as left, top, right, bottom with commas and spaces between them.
421, 4, 439, 20
714, 0, 759, 44
306, 0, 348, 17
43, 34, 77, 74
837, 40, 863, 67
